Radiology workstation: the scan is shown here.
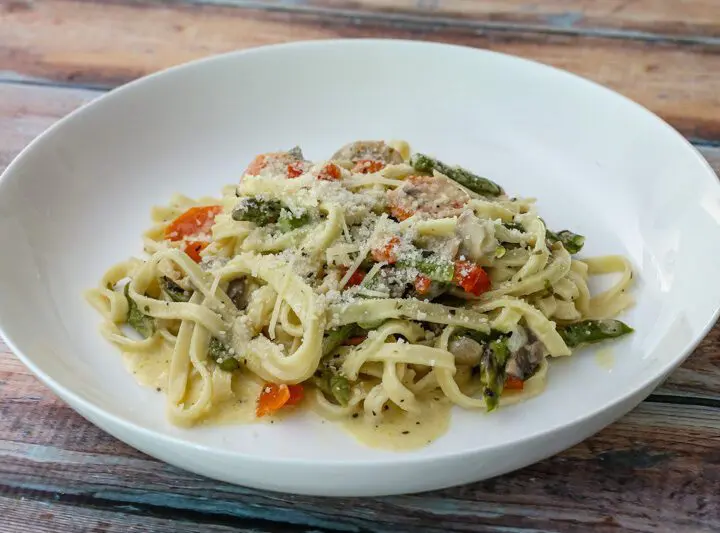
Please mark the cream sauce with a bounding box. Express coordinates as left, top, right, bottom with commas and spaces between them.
594, 347, 615, 370
122, 342, 171, 392
201, 373, 262, 425
341, 395, 451, 451
121, 346, 543, 450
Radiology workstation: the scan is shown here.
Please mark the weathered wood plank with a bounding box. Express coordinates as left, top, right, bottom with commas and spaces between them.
659, 319, 720, 399
0, 495, 277, 533
7, 0, 720, 40
1, 1, 720, 140
1, 395, 719, 532
0, 84, 101, 169
252, 0, 720, 39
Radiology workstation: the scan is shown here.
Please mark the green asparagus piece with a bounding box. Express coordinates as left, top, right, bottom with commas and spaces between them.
232, 197, 283, 226
208, 336, 230, 358
558, 319, 633, 348
547, 229, 585, 254
287, 146, 304, 160
124, 284, 155, 338
318, 325, 363, 404
410, 153, 503, 197
330, 374, 352, 406
322, 324, 357, 357
461, 328, 505, 345
314, 370, 352, 406
415, 257, 454, 282
159, 276, 192, 302
502, 221, 525, 232
397, 254, 454, 282
218, 357, 240, 372
208, 337, 240, 372
277, 208, 312, 233
480, 337, 510, 411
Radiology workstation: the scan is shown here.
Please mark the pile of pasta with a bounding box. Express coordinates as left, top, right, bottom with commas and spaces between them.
87, 140, 633, 429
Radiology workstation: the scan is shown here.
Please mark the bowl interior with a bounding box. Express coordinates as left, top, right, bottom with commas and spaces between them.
1, 40, 719, 465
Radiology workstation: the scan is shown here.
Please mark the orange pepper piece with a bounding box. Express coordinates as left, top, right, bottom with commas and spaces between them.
318, 163, 341, 181
343, 336, 367, 346
257, 383, 291, 417
371, 236, 400, 264
165, 205, 222, 241
184, 241, 209, 263
453, 260, 491, 296
504, 376, 524, 390
256, 383, 305, 416
414, 274, 432, 295
352, 160, 385, 174
285, 384, 305, 406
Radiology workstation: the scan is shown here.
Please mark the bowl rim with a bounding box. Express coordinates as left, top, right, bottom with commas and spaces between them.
1, 38, 719, 468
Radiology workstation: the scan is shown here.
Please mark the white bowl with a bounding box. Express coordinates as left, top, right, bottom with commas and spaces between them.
1, 40, 719, 496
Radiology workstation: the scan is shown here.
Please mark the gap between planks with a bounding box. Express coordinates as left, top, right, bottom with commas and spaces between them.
121, 0, 720, 46
23, 0, 720, 42
0, 494, 300, 533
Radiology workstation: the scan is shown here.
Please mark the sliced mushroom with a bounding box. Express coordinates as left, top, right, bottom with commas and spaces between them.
331, 140, 404, 164
505, 341, 545, 380
448, 335, 483, 366
226, 278, 249, 311
456, 210, 499, 263
387, 175, 469, 221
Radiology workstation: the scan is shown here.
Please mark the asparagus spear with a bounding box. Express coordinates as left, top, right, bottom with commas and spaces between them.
313, 370, 352, 407
558, 319, 633, 348
410, 153, 503, 197
330, 374, 352, 406
287, 146, 304, 160
547, 229, 585, 254
322, 324, 357, 357
277, 208, 312, 233
397, 253, 454, 282
232, 197, 313, 232
317, 325, 361, 405
124, 284, 155, 338
502, 221, 525, 232
232, 197, 283, 226
208, 337, 240, 371
159, 276, 192, 302
480, 337, 510, 411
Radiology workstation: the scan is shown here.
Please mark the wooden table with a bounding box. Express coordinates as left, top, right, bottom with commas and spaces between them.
1, 1, 719, 531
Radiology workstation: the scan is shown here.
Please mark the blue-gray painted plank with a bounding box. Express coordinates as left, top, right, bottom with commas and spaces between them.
0, 494, 320, 533
1, 401, 719, 532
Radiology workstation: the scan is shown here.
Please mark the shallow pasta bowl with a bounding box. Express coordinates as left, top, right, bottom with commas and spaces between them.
1, 39, 719, 496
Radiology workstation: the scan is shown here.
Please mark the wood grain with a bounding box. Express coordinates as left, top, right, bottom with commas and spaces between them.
1, 1, 720, 140
254, 0, 720, 39
0, 495, 271, 533
2, 358, 720, 533
660, 321, 720, 399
